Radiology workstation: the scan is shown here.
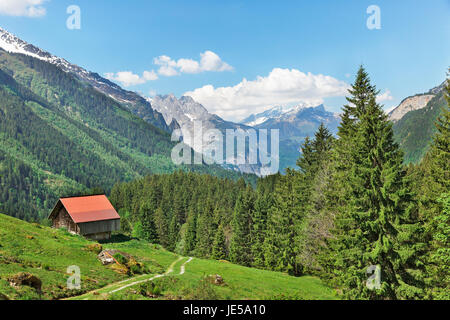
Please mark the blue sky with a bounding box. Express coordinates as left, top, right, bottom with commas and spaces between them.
1, 0, 449, 121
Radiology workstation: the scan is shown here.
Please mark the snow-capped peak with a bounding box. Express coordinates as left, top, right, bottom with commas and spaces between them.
240, 106, 285, 126
0, 27, 87, 75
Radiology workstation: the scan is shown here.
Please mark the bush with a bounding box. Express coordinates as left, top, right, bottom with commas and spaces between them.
139, 281, 162, 298
181, 277, 219, 300
85, 243, 102, 254
113, 253, 128, 265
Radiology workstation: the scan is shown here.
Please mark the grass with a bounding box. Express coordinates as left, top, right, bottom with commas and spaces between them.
0, 214, 336, 300
0, 214, 174, 300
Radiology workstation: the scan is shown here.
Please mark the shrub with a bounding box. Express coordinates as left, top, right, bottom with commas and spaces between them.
181, 277, 219, 300
139, 281, 162, 298
113, 253, 128, 265
85, 243, 102, 254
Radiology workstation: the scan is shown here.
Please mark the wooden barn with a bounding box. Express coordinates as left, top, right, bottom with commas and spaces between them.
48, 195, 120, 240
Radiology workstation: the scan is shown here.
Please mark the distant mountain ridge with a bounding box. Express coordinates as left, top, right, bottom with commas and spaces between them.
246, 104, 341, 171
388, 81, 446, 122
150, 94, 263, 175
0, 29, 254, 221
241, 106, 285, 127
0, 27, 168, 131
391, 80, 447, 163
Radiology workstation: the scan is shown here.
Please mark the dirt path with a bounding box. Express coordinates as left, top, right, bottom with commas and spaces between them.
109, 256, 185, 294
65, 256, 193, 300
180, 257, 193, 275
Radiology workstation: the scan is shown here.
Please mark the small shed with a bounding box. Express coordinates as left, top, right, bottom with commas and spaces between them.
48, 195, 120, 240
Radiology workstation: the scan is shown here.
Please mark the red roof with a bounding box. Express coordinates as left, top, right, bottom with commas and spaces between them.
58, 195, 120, 224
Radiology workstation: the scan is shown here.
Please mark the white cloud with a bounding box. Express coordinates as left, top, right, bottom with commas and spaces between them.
0, 0, 48, 17
153, 55, 179, 76
104, 70, 158, 87
106, 50, 232, 87
154, 50, 233, 76
184, 68, 350, 121
376, 89, 394, 103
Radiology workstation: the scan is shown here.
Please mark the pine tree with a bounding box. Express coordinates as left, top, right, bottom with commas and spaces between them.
263, 170, 302, 275
251, 193, 272, 268
320, 66, 380, 287
168, 213, 180, 252
139, 200, 158, 242
184, 208, 197, 256
154, 207, 170, 248
422, 77, 450, 299
297, 124, 335, 273
195, 199, 216, 257
229, 187, 255, 266
345, 65, 378, 118
212, 224, 227, 260
429, 193, 450, 299
329, 93, 425, 299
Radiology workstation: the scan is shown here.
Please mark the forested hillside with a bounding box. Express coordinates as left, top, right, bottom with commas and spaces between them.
0, 49, 254, 221
111, 67, 449, 300
393, 88, 447, 163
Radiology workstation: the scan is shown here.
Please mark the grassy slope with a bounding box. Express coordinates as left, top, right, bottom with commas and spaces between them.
0, 214, 335, 300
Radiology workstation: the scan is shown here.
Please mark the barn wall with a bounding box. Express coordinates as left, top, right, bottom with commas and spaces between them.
53, 208, 78, 233
77, 219, 120, 236
84, 232, 112, 241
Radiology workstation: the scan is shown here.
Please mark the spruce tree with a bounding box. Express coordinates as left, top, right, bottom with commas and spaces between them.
251, 193, 272, 268
154, 207, 170, 248
139, 200, 158, 243
263, 170, 302, 275
184, 208, 197, 256
229, 187, 255, 266
297, 124, 335, 273
330, 93, 425, 299
422, 78, 450, 298
212, 224, 227, 260
320, 66, 381, 287
195, 199, 216, 257
168, 213, 180, 252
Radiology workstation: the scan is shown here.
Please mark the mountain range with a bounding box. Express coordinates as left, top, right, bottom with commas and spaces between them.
0, 27, 168, 131
0, 27, 252, 221
0, 26, 445, 222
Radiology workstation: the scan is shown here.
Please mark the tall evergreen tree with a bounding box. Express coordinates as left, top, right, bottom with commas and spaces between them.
139, 200, 158, 243
154, 207, 170, 248
251, 193, 272, 268
421, 78, 450, 299
212, 224, 228, 260
195, 199, 217, 257
263, 170, 303, 275
184, 208, 198, 256
229, 187, 255, 266
168, 213, 180, 252
297, 124, 335, 273
329, 93, 425, 299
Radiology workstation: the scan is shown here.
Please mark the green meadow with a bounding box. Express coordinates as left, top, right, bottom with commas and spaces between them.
0, 213, 335, 300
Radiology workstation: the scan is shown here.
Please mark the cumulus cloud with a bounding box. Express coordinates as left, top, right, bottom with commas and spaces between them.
154, 50, 233, 76
376, 89, 394, 103
0, 0, 48, 17
184, 68, 350, 121
105, 50, 232, 87
104, 70, 158, 87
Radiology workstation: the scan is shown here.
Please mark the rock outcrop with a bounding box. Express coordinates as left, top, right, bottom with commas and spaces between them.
389, 94, 434, 122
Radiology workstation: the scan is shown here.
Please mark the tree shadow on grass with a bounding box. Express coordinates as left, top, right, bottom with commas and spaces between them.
99, 233, 136, 244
